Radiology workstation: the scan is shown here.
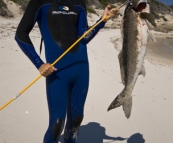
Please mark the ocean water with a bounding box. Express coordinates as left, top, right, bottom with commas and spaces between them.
147, 37, 173, 64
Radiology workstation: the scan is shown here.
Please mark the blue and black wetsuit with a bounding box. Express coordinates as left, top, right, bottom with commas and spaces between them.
15, 0, 106, 142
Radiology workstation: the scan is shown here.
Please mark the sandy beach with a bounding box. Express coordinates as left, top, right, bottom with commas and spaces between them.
0, 15, 173, 143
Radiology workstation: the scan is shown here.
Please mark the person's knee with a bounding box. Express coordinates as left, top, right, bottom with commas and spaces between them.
52, 118, 65, 141
72, 116, 83, 129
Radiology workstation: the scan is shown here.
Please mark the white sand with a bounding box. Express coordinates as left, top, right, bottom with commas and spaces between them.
0, 16, 173, 143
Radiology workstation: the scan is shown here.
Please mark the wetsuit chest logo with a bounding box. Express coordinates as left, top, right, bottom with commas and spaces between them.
52, 11, 77, 15
52, 5, 77, 15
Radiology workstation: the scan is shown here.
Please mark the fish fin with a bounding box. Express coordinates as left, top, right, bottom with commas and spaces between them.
108, 89, 132, 119
140, 12, 157, 27
139, 65, 146, 77
107, 95, 122, 111
107, 88, 129, 111
123, 96, 132, 119
120, 19, 124, 37
143, 18, 156, 42
118, 51, 125, 85
147, 27, 156, 42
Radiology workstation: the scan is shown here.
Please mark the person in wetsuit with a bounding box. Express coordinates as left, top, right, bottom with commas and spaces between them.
15, 0, 118, 142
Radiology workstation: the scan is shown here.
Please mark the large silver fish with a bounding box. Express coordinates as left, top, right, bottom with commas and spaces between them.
108, 0, 156, 118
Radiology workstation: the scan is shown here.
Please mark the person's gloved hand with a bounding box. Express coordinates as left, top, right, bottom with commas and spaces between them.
39, 63, 57, 77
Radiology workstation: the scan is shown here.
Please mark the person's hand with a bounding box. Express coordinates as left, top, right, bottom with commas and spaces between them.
102, 5, 119, 22
39, 63, 57, 77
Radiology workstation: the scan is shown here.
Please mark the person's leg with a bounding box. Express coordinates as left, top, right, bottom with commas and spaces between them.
43, 72, 69, 143
64, 63, 89, 143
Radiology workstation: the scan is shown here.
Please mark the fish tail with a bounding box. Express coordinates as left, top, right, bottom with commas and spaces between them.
107, 88, 133, 118
123, 96, 132, 119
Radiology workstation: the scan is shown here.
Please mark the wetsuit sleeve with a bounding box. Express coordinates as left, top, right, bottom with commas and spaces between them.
77, 7, 106, 45
15, 0, 44, 69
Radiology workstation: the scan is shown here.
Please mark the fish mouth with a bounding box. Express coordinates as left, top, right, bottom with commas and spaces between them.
133, 2, 147, 12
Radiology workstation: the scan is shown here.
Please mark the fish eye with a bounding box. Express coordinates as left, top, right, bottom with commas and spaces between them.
128, 0, 133, 6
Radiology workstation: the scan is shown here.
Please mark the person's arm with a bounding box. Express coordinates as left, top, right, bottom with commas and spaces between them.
77, 5, 119, 45
15, 0, 44, 69
77, 7, 106, 45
